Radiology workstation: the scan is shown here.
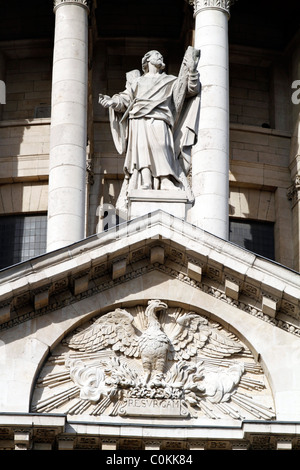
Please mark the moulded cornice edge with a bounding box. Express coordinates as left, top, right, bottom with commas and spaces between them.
0, 211, 298, 337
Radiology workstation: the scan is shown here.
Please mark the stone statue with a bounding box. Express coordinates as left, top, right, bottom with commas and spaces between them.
98, 48, 201, 210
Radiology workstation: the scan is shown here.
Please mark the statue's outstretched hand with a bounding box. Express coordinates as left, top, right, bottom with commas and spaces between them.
98, 94, 116, 108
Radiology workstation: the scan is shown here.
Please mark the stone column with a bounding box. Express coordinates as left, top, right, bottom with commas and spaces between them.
47, 0, 89, 252
188, 0, 234, 240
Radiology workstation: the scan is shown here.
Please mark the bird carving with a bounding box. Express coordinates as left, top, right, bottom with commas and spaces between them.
64, 300, 244, 385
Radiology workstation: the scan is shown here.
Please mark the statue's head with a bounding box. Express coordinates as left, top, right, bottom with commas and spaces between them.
142, 50, 165, 74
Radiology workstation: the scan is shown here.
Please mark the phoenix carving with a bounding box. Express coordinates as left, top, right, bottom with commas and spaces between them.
64, 299, 244, 385
33, 300, 275, 421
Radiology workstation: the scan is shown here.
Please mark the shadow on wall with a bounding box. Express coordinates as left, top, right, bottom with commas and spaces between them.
0, 45, 52, 269
229, 218, 275, 261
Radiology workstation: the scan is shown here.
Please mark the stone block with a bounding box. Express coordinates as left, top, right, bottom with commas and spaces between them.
73, 274, 89, 296
0, 304, 11, 324
128, 189, 189, 220
34, 443, 53, 450
277, 440, 292, 450
262, 296, 277, 318
14, 431, 30, 446
144, 441, 161, 450
34, 290, 49, 310
112, 259, 127, 280
57, 439, 74, 450
101, 440, 117, 450
187, 261, 202, 282
150, 246, 165, 265
225, 278, 240, 300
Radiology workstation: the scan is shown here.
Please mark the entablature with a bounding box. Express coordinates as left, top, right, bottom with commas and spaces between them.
0, 414, 299, 450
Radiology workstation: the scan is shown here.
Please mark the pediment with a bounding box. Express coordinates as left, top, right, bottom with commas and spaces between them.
0, 210, 299, 341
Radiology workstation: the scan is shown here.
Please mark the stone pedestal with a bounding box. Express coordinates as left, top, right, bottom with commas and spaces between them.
127, 190, 191, 221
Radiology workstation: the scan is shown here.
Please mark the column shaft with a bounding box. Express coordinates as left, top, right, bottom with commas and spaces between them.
47, 1, 89, 252
190, 2, 230, 239
0, 52, 6, 115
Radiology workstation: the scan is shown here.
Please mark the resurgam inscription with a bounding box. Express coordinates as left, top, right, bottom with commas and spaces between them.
120, 398, 185, 418
32, 300, 275, 421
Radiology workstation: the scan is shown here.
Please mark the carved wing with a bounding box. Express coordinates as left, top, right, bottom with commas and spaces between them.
168, 313, 244, 361
64, 308, 141, 358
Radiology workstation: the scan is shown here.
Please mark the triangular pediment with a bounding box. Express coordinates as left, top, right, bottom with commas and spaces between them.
0, 210, 299, 339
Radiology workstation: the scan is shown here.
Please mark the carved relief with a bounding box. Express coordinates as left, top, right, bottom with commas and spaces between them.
32, 300, 275, 421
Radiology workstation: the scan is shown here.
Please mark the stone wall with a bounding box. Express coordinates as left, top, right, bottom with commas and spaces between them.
0, 121, 50, 183
229, 97, 293, 267
2, 54, 52, 121
0, 182, 48, 215
230, 63, 271, 127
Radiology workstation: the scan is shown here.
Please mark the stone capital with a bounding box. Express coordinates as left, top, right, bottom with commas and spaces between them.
53, 0, 90, 12
187, 0, 236, 16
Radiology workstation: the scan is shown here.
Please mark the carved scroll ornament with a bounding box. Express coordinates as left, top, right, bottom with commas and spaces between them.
32, 300, 275, 421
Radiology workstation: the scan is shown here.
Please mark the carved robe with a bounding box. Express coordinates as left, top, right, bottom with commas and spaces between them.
111, 70, 200, 187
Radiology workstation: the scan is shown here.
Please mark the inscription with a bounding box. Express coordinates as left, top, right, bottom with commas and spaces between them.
120, 398, 188, 417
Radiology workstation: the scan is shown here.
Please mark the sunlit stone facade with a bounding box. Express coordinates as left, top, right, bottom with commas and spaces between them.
0, 0, 300, 451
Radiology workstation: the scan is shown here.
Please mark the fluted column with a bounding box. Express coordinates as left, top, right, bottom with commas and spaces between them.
47, 0, 89, 252
188, 0, 234, 240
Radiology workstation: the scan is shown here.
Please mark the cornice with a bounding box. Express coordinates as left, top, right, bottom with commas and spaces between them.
0, 413, 299, 450
0, 211, 299, 338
